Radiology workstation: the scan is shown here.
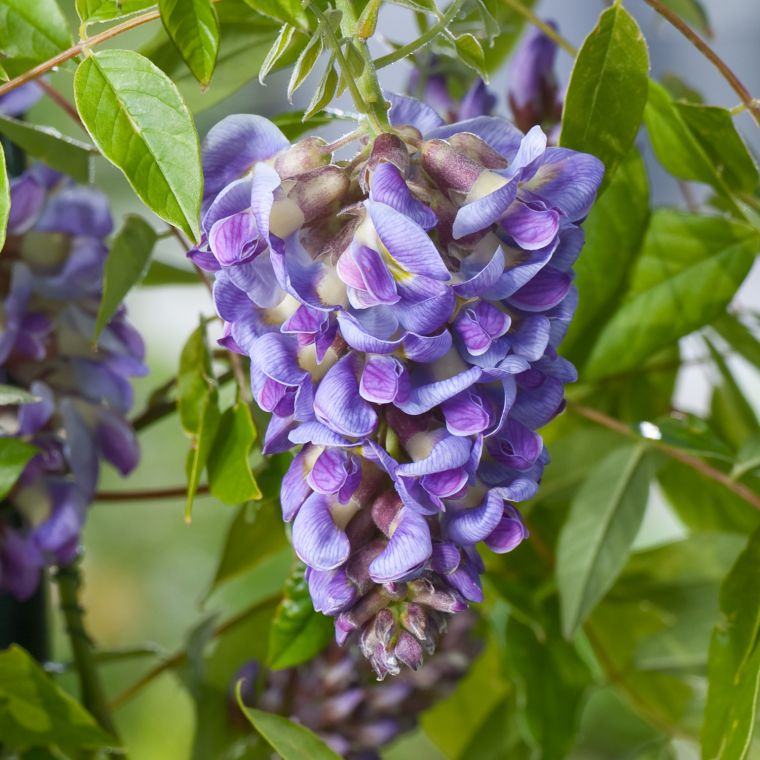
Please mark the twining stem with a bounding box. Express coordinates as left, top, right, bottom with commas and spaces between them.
334, 0, 391, 131
0, 0, 226, 99
95, 484, 210, 502
641, 0, 760, 125
500, 0, 577, 56
309, 3, 385, 133
374, 0, 467, 70
568, 402, 760, 512
55, 563, 119, 738
35, 79, 84, 128
108, 593, 278, 710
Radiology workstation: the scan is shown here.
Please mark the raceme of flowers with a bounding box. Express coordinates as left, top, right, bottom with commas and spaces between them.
234, 613, 478, 758
0, 165, 146, 600
192, 92, 603, 677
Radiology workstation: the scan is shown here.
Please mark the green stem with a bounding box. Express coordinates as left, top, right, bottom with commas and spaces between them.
310, 3, 381, 131
500, 0, 577, 56
108, 593, 279, 710
55, 563, 118, 738
641, 0, 760, 125
334, 0, 391, 131
374, 0, 467, 70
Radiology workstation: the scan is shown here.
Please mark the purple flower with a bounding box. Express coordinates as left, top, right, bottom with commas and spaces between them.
0, 168, 144, 599
249, 613, 479, 756
204, 97, 603, 675
0, 82, 43, 118
508, 22, 564, 134
407, 62, 497, 123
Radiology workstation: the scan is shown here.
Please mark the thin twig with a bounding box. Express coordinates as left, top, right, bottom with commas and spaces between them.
167, 225, 212, 295
0, 0, 225, 99
95, 485, 209, 502
641, 0, 760, 125
108, 594, 278, 710
568, 402, 760, 512
35, 79, 84, 129
374, 0, 468, 70
500, 0, 577, 56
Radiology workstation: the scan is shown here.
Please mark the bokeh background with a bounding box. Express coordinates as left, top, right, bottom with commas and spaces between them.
21, 1, 759, 757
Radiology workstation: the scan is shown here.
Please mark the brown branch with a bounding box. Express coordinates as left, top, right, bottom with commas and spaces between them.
0, 0, 226, 99
108, 593, 278, 710
500, 0, 577, 56
641, 0, 760, 125
568, 402, 760, 512
35, 79, 84, 129
95, 485, 209, 502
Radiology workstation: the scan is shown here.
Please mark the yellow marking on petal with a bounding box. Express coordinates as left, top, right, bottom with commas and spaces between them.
316, 266, 348, 308
406, 431, 436, 462
431, 347, 468, 382
269, 197, 305, 238
299, 344, 339, 380
332, 497, 360, 530
466, 170, 509, 203
265, 293, 301, 325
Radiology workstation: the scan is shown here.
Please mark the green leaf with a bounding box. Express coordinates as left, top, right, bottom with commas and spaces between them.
241, 0, 308, 28
675, 103, 758, 193
0, 437, 38, 500
271, 109, 340, 140
0, 384, 41, 405
454, 33, 486, 78
644, 81, 738, 207
177, 321, 214, 434
259, 23, 297, 84
0, 115, 94, 184
159, 0, 220, 86
659, 0, 710, 36
712, 313, 760, 371
557, 444, 657, 636
206, 401, 261, 505
480, 0, 536, 73
585, 212, 759, 379
76, 0, 154, 23
0, 645, 115, 753
267, 561, 333, 670
185, 391, 220, 520
658, 461, 760, 534
144, 2, 284, 113
140, 259, 199, 286
0, 0, 71, 77
505, 612, 592, 758
732, 434, 760, 481
702, 528, 760, 760
422, 640, 511, 759
0, 140, 7, 251
94, 214, 157, 340
236, 692, 341, 760
707, 338, 759, 450
560, 4, 649, 188
207, 495, 289, 596
287, 33, 323, 101
564, 149, 650, 365
588, 602, 700, 736
303, 61, 338, 121
610, 534, 744, 673
74, 49, 202, 240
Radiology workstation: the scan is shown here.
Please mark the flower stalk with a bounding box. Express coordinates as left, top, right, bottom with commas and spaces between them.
55, 563, 118, 737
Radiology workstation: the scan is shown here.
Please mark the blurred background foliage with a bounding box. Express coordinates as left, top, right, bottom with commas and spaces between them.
1, 0, 759, 758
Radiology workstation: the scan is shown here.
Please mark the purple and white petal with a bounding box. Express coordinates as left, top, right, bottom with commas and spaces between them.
368, 508, 432, 583
292, 493, 351, 571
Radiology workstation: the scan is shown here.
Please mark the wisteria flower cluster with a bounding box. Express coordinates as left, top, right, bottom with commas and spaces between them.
193, 91, 603, 676
0, 165, 145, 600
235, 614, 478, 758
